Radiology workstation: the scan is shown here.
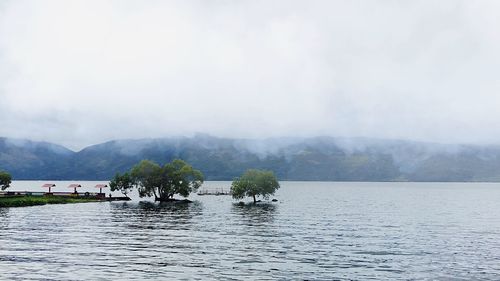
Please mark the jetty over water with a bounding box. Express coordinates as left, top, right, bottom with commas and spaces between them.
197, 188, 232, 196
0, 183, 130, 202
0, 190, 131, 201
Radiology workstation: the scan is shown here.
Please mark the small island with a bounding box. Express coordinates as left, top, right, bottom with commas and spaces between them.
231, 169, 280, 204
110, 158, 204, 202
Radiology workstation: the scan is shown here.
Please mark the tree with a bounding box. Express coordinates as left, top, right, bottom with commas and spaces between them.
231, 169, 280, 204
130, 159, 204, 201
0, 171, 12, 191
109, 172, 135, 196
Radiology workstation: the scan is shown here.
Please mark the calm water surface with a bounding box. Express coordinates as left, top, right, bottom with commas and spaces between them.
1, 181, 500, 280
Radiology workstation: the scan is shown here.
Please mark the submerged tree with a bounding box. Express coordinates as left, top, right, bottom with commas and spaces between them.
131, 159, 204, 201
231, 169, 280, 204
0, 171, 12, 191
109, 172, 135, 197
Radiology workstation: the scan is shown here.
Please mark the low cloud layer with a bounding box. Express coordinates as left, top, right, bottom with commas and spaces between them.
1, 0, 500, 150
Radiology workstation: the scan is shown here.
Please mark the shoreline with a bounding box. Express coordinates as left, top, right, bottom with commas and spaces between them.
0, 195, 100, 208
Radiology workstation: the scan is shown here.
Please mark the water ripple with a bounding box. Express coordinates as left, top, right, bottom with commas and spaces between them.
1, 182, 500, 280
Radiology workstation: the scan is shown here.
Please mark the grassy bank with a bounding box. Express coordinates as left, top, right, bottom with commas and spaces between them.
0, 196, 98, 208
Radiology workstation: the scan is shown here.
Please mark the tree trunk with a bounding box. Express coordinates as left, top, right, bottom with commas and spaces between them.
253, 194, 256, 204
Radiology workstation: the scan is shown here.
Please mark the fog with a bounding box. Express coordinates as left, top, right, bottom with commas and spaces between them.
1, 0, 500, 150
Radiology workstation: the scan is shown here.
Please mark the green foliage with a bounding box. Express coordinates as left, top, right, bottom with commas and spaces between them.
15, 135, 500, 182
130, 159, 204, 201
0, 171, 12, 191
0, 196, 96, 208
231, 169, 280, 203
109, 172, 135, 196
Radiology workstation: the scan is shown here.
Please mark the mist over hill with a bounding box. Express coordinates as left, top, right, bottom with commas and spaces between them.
1, 135, 500, 181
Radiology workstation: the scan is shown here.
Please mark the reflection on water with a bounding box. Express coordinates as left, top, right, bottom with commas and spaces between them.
111, 200, 203, 218
232, 203, 277, 224
0, 208, 8, 229
109, 201, 203, 230
1, 182, 500, 280
0, 208, 8, 217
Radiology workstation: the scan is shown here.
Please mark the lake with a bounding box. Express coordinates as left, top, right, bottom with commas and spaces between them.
1, 181, 500, 280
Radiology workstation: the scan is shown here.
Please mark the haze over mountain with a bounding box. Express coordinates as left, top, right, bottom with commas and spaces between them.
2, 135, 500, 182
1, 1, 500, 182
2, 1, 500, 150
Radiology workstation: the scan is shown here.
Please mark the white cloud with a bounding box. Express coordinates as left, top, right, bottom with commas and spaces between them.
1, 0, 500, 149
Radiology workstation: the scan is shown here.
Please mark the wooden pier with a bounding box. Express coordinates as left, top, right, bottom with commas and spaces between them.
0, 191, 130, 201
197, 188, 232, 196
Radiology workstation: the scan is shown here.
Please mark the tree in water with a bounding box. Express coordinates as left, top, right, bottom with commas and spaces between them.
131, 159, 204, 201
0, 171, 12, 191
231, 169, 280, 204
109, 172, 135, 197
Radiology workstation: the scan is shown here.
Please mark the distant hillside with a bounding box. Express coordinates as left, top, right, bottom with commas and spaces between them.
0, 138, 73, 179
1, 135, 500, 181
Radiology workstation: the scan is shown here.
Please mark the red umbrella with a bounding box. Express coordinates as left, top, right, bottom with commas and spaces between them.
68, 184, 81, 193
95, 184, 107, 194
42, 183, 56, 193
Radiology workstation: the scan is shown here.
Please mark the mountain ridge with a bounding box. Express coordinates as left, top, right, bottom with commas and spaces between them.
2, 135, 500, 181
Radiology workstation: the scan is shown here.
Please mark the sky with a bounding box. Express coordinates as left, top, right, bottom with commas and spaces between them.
1, 0, 500, 150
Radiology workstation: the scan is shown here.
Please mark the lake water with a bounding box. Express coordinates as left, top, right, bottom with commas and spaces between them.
1, 181, 500, 280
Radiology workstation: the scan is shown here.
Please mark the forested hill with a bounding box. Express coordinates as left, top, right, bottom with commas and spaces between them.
2, 135, 500, 181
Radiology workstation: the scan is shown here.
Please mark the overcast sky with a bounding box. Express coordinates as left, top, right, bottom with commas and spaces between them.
1, 0, 500, 150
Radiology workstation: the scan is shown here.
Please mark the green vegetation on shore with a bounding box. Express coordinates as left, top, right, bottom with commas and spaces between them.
0, 196, 98, 208
0, 170, 12, 190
